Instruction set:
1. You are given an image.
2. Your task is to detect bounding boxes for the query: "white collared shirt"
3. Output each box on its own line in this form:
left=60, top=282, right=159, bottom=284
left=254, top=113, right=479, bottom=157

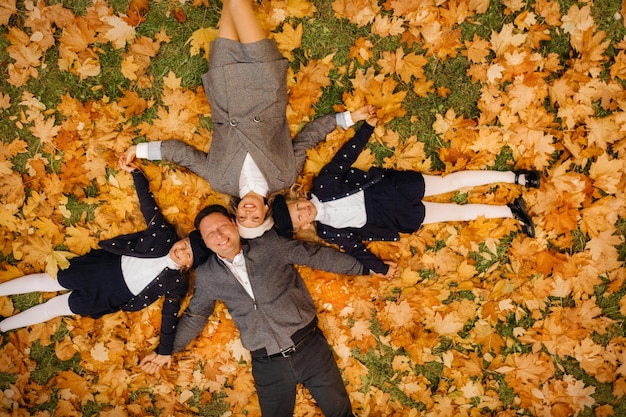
left=312, top=192, right=367, bottom=229
left=239, top=153, right=269, bottom=198
left=218, top=250, right=255, bottom=300
left=121, top=254, right=181, bottom=295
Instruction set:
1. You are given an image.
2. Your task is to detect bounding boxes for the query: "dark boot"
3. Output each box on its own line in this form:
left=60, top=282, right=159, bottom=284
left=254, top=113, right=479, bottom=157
left=514, top=169, right=541, bottom=188
left=507, top=197, right=535, bottom=237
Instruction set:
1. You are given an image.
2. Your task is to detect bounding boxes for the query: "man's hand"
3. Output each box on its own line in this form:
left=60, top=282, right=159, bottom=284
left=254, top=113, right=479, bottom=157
left=139, top=352, right=172, bottom=375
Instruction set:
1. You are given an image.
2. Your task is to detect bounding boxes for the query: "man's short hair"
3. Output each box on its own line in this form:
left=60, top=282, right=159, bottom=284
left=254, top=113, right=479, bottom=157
left=194, top=204, right=234, bottom=229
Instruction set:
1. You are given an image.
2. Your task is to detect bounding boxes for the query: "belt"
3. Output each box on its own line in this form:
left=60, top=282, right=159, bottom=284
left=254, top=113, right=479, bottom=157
left=252, top=321, right=318, bottom=359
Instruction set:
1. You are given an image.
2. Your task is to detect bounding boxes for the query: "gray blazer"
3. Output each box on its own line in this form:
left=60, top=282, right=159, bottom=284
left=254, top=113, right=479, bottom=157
left=161, top=114, right=337, bottom=196
left=172, top=230, right=365, bottom=355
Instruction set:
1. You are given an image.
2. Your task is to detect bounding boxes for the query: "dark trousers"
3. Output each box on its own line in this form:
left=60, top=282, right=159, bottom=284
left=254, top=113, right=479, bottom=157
left=251, top=330, right=354, bottom=417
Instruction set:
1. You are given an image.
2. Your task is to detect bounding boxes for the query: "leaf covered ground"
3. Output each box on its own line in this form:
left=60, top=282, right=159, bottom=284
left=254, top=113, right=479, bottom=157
left=1, top=0, right=626, bottom=416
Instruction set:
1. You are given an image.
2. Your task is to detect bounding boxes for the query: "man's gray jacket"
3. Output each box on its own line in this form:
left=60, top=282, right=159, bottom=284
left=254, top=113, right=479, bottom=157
left=172, top=230, right=365, bottom=356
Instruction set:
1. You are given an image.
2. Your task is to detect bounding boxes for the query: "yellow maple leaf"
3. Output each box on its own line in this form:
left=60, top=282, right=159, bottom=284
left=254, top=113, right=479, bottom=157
left=90, top=341, right=110, bottom=362
left=120, top=55, right=140, bottom=80
left=371, top=15, right=405, bottom=37
left=100, top=15, right=136, bottom=49
left=586, top=228, right=622, bottom=261
left=64, top=225, right=99, bottom=255
left=46, top=250, right=78, bottom=278
left=272, top=22, right=303, bottom=60
left=186, top=27, right=218, bottom=59
left=588, top=153, right=624, bottom=195
left=0, top=0, right=16, bottom=26
left=431, top=311, right=465, bottom=336
left=332, top=0, right=381, bottom=27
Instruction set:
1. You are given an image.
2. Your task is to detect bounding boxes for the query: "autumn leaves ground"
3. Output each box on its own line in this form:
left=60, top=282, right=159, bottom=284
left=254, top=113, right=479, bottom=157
left=1, top=0, right=626, bottom=416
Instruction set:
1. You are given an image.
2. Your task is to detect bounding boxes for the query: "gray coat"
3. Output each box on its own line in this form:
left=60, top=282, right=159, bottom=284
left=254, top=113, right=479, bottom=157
left=172, top=230, right=365, bottom=355
left=161, top=114, right=337, bottom=196
left=161, top=38, right=337, bottom=196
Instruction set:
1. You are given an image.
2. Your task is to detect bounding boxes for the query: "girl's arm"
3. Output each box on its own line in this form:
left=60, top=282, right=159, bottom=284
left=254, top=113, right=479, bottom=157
left=318, top=120, right=375, bottom=177
left=130, top=169, right=168, bottom=231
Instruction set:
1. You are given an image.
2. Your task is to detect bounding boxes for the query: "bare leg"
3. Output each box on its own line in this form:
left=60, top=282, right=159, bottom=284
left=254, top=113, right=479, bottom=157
left=423, top=171, right=516, bottom=197
left=422, top=201, right=513, bottom=224
left=218, top=0, right=266, bottom=43
left=0, top=292, right=73, bottom=332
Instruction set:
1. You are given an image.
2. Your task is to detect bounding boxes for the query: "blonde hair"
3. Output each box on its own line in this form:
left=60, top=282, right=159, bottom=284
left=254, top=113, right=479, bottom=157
left=271, top=184, right=327, bottom=245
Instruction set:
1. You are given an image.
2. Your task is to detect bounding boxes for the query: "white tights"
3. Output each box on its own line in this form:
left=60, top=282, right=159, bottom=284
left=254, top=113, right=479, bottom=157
left=421, top=171, right=515, bottom=225
left=0, top=273, right=74, bottom=332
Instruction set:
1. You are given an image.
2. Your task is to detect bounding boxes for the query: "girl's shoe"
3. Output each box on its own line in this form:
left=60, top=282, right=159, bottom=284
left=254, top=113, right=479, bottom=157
left=514, top=169, right=541, bottom=188
left=507, top=197, right=535, bottom=237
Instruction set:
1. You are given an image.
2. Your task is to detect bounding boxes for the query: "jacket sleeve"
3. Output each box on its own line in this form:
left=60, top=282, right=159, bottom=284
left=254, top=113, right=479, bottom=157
left=277, top=233, right=366, bottom=276
left=131, top=170, right=167, bottom=231
left=291, top=114, right=337, bottom=172
left=172, top=265, right=217, bottom=353
left=155, top=275, right=189, bottom=355
left=318, top=122, right=374, bottom=178
left=330, top=235, right=388, bottom=275
left=160, top=140, right=212, bottom=183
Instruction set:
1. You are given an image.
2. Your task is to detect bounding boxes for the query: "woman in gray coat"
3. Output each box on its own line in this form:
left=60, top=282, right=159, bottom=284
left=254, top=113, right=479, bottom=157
left=122, top=0, right=361, bottom=238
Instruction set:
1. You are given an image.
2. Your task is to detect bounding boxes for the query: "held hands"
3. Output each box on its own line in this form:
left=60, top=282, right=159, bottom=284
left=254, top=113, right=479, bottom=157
left=372, top=261, right=398, bottom=279
left=139, top=351, right=172, bottom=375
left=350, top=105, right=379, bottom=127
left=118, top=145, right=138, bottom=172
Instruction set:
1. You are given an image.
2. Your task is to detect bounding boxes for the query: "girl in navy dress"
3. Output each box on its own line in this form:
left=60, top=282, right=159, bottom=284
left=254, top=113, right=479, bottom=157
left=271, top=107, right=539, bottom=278
left=0, top=159, right=211, bottom=373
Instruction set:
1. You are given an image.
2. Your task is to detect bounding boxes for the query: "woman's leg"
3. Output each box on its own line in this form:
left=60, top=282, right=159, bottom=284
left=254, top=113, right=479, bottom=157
left=218, top=0, right=266, bottom=43
left=0, top=292, right=73, bottom=332
left=0, top=273, right=67, bottom=297
left=422, top=201, right=513, bottom=225
left=423, top=171, right=516, bottom=197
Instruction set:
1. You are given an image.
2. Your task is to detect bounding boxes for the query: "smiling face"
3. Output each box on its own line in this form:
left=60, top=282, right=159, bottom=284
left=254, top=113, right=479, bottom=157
left=169, top=237, right=193, bottom=268
left=236, top=192, right=269, bottom=228
left=198, top=212, right=242, bottom=261
left=287, top=198, right=317, bottom=230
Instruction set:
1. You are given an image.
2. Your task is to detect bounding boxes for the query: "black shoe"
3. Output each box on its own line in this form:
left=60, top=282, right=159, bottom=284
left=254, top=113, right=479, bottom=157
left=507, top=197, right=535, bottom=237
left=514, top=169, right=541, bottom=188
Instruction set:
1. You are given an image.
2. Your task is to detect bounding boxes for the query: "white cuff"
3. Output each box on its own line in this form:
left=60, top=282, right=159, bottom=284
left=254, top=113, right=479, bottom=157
left=136, top=142, right=163, bottom=160
left=336, top=111, right=355, bottom=130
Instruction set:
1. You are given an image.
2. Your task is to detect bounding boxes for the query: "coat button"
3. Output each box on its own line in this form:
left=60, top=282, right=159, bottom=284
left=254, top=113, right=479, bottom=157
left=253, top=116, right=261, bottom=122
left=230, top=119, right=238, bottom=126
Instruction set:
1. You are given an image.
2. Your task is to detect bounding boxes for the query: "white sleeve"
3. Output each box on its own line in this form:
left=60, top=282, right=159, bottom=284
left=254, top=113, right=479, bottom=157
left=136, top=142, right=163, bottom=160
left=335, top=111, right=355, bottom=130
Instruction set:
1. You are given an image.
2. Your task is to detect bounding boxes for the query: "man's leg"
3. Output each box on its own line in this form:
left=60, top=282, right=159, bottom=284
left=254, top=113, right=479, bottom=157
left=251, top=356, right=298, bottom=416
left=297, top=332, right=354, bottom=417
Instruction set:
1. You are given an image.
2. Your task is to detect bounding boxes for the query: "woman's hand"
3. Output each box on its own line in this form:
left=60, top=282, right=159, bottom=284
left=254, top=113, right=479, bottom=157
left=139, top=352, right=172, bottom=375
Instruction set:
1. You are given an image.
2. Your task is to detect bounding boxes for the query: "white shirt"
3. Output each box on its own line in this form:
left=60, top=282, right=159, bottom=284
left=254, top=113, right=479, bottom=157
left=121, top=254, right=181, bottom=295
left=238, top=153, right=269, bottom=198
left=219, top=251, right=255, bottom=300
left=312, top=192, right=367, bottom=229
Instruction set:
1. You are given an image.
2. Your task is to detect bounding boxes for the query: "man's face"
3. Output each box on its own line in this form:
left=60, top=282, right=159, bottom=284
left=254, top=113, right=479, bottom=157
left=198, top=212, right=242, bottom=261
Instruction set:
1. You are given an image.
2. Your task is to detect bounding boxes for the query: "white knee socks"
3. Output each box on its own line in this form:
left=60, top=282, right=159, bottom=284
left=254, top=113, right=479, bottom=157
left=423, top=171, right=516, bottom=196
left=0, top=292, right=73, bottom=332
left=0, top=273, right=68, bottom=296
left=422, top=201, right=513, bottom=225
left=0, top=273, right=73, bottom=332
